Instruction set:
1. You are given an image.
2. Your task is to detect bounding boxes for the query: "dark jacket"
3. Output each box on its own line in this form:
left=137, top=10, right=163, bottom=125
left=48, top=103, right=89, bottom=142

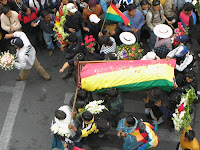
left=64, top=38, right=83, bottom=60
left=64, top=11, right=86, bottom=32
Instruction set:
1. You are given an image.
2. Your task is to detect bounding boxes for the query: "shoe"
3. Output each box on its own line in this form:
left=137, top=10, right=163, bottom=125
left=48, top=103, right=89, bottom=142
left=49, top=50, right=53, bottom=56
left=16, top=76, right=22, bottom=81
left=61, top=73, right=72, bottom=79
left=198, top=53, right=200, bottom=58
left=45, top=76, right=51, bottom=80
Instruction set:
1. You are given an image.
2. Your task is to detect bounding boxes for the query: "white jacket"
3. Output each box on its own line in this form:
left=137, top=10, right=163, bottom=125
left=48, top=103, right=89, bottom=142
left=14, top=32, right=36, bottom=70
left=167, top=45, right=193, bottom=72
left=1, top=11, right=22, bottom=33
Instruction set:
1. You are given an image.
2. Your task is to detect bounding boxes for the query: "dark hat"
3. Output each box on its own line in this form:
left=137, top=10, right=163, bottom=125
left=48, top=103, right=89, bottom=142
left=11, top=37, right=24, bottom=48
left=176, top=35, right=189, bottom=43
left=152, top=0, right=160, bottom=6
left=88, top=0, right=96, bottom=7
left=147, top=88, right=163, bottom=101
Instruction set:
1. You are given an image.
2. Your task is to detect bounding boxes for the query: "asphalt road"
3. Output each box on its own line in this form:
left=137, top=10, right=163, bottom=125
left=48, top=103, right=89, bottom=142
left=0, top=42, right=200, bottom=150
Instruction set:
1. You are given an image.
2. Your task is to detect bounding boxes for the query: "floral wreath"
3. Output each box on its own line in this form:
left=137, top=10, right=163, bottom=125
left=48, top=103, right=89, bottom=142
left=53, top=4, right=69, bottom=49
left=172, top=87, right=197, bottom=133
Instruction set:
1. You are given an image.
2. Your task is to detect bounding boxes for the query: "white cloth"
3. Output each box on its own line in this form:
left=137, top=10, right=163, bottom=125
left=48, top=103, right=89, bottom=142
left=14, top=32, right=36, bottom=70
left=167, top=45, right=193, bottom=72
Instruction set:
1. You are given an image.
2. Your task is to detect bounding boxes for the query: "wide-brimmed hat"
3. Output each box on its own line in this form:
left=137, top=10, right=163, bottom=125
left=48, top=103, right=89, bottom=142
left=147, top=88, right=163, bottom=101
left=119, top=32, right=136, bottom=45
left=153, top=24, right=173, bottom=38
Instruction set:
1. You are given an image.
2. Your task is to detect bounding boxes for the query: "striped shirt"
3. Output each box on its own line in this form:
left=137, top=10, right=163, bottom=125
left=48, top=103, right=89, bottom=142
left=100, top=37, right=116, bottom=55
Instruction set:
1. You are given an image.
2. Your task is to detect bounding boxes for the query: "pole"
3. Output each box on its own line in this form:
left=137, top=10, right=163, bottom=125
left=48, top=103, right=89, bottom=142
left=162, top=14, right=175, bottom=30
left=70, top=87, right=79, bottom=123
left=100, top=19, right=106, bottom=33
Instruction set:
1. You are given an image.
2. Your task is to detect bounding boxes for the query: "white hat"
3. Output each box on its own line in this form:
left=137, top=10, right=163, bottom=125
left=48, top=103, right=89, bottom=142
left=141, top=52, right=160, bottom=60
left=119, top=32, right=136, bottom=45
left=66, top=3, right=77, bottom=13
left=89, top=14, right=101, bottom=23
left=153, top=24, right=173, bottom=38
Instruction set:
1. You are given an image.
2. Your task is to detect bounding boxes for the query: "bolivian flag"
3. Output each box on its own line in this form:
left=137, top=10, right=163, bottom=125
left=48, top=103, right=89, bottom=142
left=105, top=0, right=131, bottom=26
left=80, top=59, right=176, bottom=92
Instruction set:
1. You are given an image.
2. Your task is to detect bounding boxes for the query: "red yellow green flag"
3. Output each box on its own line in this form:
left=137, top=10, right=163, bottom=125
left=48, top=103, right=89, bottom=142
left=105, top=0, right=131, bottom=26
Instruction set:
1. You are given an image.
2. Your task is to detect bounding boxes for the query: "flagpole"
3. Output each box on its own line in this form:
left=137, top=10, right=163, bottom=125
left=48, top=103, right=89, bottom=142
left=100, top=19, right=106, bottom=33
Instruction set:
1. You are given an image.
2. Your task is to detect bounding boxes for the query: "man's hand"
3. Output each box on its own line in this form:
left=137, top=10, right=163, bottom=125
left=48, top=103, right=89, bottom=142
left=121, top=132, right=127, bottom=137
left=168, top=21, right=174, bottom=25
left=31, top=22, right=38, bottom=27
left=116, top=3, right=120, bottom=9
left=59, top=68, right=64, bottom=73
left=10, top=26, right=15, bottom=32
left=155, top=100, right=162, bottom=107
left=68, top=123, right=77, bottom=132
left=72, top=111, right=77, bottom=119
left=83, top=27, right=89, bottom=32
left=173, top=83, right=178, bottom=89
left=52, top=8, right=56, bottom=13
left=117, top=130, right=122, bottom=137
left=5, top=34, right=14, bottom=39
left=69, top=28, right=76, bottom=33
left=98, top=32, right=103, bottom=37
left=131, top=28, right=139, bottom=33
left=165, top=56, right=171, bottom=61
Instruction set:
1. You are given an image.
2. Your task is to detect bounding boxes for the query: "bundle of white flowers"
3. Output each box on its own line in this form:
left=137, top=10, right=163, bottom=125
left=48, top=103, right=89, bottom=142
left=0, top=51, right=15, bottom=70
left=172, top=88, right=197, bottom=133
left=76, top=100, right=108, bottom=118
left=51, top=105, right=76, bottom=138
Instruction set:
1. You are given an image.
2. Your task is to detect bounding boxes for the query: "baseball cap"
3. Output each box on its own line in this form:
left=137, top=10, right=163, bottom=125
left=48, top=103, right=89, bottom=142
left=176, top=35, right=189, bottom=43
left=66, top=3, right=77, bottom=13
left=11, top=37, right=24, bottom=48
left=89, top=14, right=101, bottom=23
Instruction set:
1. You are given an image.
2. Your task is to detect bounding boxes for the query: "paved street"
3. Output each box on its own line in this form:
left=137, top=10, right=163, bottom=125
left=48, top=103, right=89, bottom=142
left=0, top=45, right=200, bottom=150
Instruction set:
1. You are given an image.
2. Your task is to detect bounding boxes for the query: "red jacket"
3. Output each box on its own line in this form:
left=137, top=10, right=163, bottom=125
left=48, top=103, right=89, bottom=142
left=18, top=7, right=38, bottom=24
left=18, top=7, right=38, bottom=33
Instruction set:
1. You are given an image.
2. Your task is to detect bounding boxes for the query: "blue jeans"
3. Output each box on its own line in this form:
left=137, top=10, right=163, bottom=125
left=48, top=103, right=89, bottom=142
left=43, top=32, right=61, bottom=50
left=149, top=31, right=157, bottom=49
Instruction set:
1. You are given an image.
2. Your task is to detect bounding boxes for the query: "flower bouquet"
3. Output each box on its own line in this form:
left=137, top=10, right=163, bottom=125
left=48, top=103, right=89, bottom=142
left=172, top=87, right=198, bottom=133
left=116, top=43, right=143, bottom=60
left=51, top=105, right=76, bottom=138
left=53, top=5, right=69, bottom=49
left=76, top=100, right=108, bottom=119
left=0, top=51, right=15, bottom=70
left=173, top=22, right=189, bottom=46
left=81, top=35, right=96, bottom=53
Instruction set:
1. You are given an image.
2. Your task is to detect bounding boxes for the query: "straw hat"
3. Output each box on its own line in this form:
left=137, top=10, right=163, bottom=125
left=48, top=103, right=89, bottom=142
left=119, top=32, right=136, bottom=45
left=153, top=24, right=173, bottom=38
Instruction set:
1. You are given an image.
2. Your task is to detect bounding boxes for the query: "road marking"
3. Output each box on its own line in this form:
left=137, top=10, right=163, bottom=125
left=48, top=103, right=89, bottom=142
left=64, top=91, right=74, bottom=105
left=0, top=81, right=26, bottom=150
left=0, top=86, right=14, bottom=93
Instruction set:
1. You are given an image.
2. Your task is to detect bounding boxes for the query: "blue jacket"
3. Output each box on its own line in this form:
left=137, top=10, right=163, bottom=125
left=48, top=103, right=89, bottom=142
left=118, top=10, right=145, bottom=31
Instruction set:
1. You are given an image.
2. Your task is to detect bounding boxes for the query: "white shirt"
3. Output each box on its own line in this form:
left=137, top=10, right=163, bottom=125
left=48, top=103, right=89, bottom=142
left=14, top=32, right=36, bottom=70
left=167, top=45, right=193, bottom=72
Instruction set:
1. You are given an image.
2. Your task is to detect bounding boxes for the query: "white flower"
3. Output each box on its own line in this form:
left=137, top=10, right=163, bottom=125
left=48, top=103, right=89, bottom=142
left=84, top=100, right=107, bottom=115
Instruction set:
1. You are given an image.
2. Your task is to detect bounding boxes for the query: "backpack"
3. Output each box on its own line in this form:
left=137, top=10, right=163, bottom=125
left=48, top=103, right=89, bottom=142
left=95, top=116, right=110, bottom=135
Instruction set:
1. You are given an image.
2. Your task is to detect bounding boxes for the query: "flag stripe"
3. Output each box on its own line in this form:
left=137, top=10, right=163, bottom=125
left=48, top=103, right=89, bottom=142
left=81, top=60, right=176, bottom=79
left=82, top=79, right=173, bottom=92
left=105, top=13, right=124, bottom=23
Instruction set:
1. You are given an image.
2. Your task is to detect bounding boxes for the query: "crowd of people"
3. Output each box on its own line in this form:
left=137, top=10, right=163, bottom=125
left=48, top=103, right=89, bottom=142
left=0, top=0, right=200, bottom=149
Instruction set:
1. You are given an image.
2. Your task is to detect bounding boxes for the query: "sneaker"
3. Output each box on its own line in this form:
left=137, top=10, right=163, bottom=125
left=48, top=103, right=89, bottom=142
left=16, top=76, right=22, bottom=81
left=49, top=50, right=53, bottom=56
left=198, top=53, right=200, bottom=58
